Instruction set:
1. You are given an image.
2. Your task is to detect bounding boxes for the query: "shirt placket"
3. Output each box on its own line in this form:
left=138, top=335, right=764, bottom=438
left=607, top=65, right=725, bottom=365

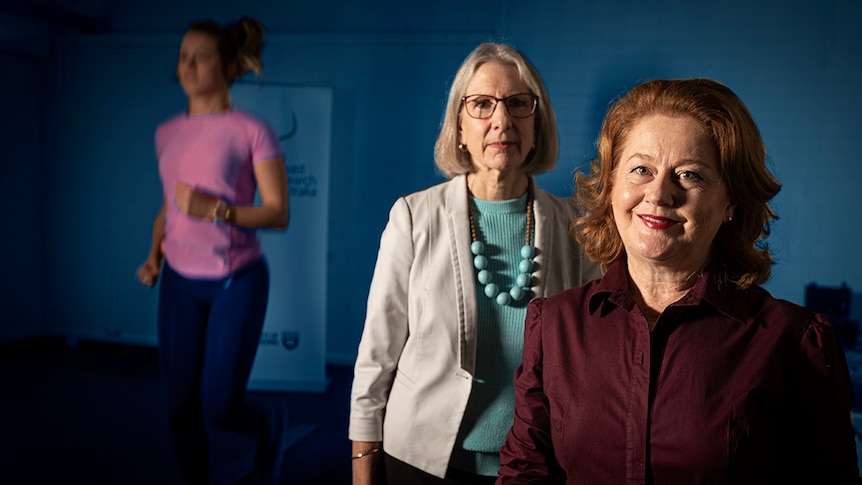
left=625, top=307, right=651, bottom=484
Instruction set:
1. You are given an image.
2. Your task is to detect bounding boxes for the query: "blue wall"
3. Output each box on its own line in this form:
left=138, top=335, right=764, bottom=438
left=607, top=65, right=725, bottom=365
left=3, top=0, right=861, bottom=363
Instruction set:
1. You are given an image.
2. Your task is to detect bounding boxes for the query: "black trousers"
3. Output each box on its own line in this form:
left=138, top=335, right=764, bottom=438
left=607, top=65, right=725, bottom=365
left=383, top=452, right=497, bottom=485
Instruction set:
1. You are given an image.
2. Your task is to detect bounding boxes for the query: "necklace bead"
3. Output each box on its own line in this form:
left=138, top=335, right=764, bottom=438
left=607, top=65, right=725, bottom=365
left=468, top=184, right=535, bottom=306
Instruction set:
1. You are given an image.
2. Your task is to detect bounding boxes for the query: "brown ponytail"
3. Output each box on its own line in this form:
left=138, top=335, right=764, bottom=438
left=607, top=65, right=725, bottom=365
left=233, top=17, right=264, bottom=77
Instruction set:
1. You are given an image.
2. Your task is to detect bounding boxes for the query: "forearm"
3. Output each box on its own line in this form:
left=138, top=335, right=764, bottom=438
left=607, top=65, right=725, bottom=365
left=217, top=201, right=288, bottom=230
left=351, top=440, right=382, bottom=485
left=194, top=158, right=288, bottom=229
left=138, top=203, right=166, bottom=287
left=229, top=157, right=288, bottom=229
left=149, top=203, right=166, bottom=261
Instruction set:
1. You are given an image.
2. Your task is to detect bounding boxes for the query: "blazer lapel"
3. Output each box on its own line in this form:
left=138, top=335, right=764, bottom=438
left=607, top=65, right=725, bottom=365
left=445, top=175, right=478, bottom=374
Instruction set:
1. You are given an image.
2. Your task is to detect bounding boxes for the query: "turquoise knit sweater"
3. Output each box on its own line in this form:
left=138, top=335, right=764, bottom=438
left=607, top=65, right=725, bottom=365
left=454, top=193, right=532, bottom=476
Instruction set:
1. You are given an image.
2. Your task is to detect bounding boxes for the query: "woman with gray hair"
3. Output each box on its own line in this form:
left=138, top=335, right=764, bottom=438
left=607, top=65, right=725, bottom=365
left=349, top=42, right=600, bottom=484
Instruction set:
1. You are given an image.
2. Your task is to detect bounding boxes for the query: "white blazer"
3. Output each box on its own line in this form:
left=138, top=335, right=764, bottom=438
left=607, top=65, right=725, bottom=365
left=349, top=174, right=600, bottom=478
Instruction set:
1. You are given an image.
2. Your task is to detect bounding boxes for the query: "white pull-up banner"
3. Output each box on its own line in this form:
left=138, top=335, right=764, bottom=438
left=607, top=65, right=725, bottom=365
left=232, top=82, right=332, bottom=392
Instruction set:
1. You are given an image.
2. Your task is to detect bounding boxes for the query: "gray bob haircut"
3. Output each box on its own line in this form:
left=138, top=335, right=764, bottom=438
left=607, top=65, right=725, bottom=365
left=434, top=42, right=559, bottom=178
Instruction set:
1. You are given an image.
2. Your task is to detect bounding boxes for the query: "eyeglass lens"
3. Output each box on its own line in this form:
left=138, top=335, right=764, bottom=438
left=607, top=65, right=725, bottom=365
left=463, top=94, right=536, bottom=119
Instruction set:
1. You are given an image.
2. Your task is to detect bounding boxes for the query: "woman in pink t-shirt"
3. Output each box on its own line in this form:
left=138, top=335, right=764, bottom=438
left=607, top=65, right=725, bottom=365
left=136, top=17, right=289, bottom=484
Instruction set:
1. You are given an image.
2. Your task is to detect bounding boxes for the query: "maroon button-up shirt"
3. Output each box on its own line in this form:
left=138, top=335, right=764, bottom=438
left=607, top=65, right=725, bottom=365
left=499, top=258, right=859, bottom=484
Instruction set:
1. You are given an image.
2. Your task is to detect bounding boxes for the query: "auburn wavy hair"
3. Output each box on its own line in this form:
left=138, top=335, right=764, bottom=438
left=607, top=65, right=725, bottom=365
left=573, top=78, right=781, bottom=290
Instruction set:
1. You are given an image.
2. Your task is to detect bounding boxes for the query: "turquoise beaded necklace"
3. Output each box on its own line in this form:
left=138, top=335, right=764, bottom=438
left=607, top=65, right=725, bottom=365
left=468, top=184, right=535, bottom=306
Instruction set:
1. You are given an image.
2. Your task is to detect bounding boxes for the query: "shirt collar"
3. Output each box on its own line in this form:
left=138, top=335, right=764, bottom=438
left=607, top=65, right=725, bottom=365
left=587, top=255, right=749, bottom=324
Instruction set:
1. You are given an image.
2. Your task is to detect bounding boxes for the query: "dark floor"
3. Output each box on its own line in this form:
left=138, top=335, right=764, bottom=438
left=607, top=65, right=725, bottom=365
left=0, top=337, right=352, bottom=485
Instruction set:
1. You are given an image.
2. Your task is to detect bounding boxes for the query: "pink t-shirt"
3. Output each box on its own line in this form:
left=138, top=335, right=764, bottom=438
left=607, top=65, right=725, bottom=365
left=156, top=108, right=284, bottom=279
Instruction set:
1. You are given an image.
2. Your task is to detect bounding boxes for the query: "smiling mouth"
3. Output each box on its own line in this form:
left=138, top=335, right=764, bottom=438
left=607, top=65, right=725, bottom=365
left=638, top=214, right=676, bottom=229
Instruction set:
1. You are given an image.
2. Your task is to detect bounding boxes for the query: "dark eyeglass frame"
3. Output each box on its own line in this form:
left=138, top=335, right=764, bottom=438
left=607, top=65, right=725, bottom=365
left=461, top=93, right=539, bottom=119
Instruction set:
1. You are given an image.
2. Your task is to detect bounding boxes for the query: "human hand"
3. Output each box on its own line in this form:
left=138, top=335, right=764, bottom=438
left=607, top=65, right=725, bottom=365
left=137, top=255, right=162, bottom=287
left=174, top=182, right=217, bottom=220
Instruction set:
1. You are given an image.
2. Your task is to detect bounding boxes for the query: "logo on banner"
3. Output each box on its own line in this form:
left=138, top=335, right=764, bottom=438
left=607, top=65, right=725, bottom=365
left=259, top=330, right=300, bottom=351
left=286, top=164, right=318, bottom=198
left=281, top=331, right=300, bottom=350
left=278, top=112, right=298, bottom=141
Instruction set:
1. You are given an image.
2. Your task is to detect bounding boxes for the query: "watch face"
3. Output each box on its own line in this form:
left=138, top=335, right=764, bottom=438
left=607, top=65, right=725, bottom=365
left=212, top=200, right=226, bottom=223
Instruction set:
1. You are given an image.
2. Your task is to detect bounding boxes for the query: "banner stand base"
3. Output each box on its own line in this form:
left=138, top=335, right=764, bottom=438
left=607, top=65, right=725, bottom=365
left=249, top=375, right=331, bottom=393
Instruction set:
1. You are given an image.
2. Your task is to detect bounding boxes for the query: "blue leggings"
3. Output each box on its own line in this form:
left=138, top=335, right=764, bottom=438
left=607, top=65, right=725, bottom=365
left=158, top=258, right=270, bottom=484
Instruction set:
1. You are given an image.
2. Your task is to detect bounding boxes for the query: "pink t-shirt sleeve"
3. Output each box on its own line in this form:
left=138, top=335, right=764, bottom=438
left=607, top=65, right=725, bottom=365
left=248, top=116, right=284, bottom=165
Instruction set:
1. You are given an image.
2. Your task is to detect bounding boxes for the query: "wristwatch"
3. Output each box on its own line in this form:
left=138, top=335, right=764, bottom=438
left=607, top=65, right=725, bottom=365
left=213, top=199, right=230, bottom=224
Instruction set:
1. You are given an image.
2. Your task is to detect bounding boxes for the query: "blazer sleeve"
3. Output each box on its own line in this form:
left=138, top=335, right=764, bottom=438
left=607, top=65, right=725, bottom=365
left=498, top=297, right=565, bottom=483
left=349, top=197, right=415, bottom=442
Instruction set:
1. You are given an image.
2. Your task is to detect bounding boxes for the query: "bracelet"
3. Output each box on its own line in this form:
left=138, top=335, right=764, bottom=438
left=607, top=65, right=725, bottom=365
left=351, top=448, right=380, bottom=460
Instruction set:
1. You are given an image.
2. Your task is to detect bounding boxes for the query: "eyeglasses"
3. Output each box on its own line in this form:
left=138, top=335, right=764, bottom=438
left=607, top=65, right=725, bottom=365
left=461, top=93, right=538, bottom=119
